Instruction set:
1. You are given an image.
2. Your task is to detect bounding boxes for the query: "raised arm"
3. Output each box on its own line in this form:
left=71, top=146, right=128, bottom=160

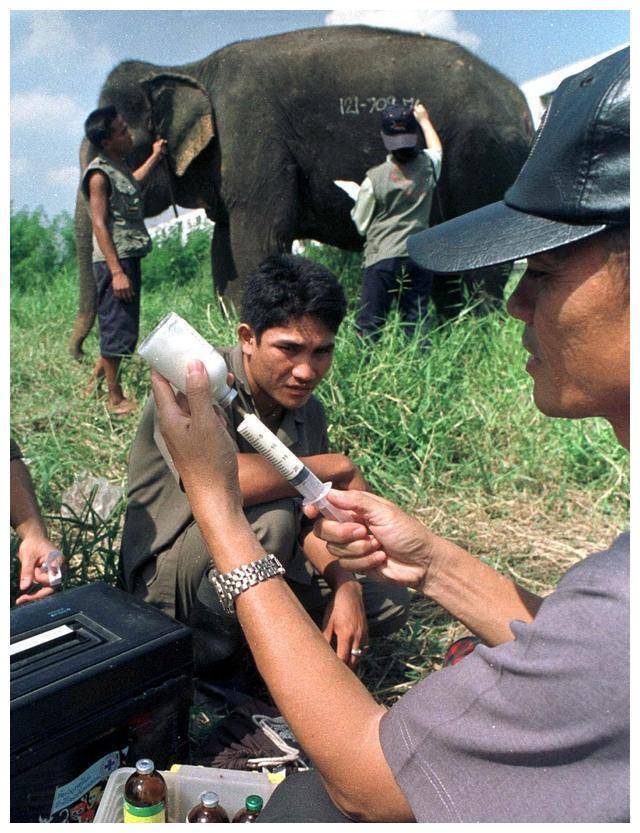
left=132, top=138, right=167, bottom=184
left=414, top=101, right=442, bottom=155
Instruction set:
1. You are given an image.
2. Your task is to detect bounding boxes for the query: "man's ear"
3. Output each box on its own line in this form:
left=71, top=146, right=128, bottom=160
left=237, top=322, right=255, bottom=355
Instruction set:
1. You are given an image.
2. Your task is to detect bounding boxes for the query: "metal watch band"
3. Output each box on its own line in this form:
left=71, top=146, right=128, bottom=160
left=207, top=553, right=285, bottom=615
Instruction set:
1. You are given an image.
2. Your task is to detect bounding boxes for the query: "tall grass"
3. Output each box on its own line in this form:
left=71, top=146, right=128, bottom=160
left=10, top=211, right=629, bottom=702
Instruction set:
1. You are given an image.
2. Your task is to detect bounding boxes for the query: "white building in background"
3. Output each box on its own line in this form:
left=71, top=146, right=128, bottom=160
left=520, top=44, right=628, bottom=128
left=148, top=207, right=213, bottom=245
left=147, top=206, right=318, bottom=253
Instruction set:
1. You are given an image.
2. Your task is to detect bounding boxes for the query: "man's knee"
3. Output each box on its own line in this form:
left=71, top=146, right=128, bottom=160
left=244, top=498, right=298, bottom=557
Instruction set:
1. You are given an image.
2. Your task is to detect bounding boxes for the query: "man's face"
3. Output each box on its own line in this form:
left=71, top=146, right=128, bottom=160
left=103, top=114, right=133, bottom=156
left=239, top=315, right=336, bottom=411
left=506, top=233, right=629, bottom=424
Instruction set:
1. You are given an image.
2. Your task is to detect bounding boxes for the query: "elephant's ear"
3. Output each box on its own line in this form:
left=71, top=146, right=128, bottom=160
left=141, top=72, right=214, bottom=177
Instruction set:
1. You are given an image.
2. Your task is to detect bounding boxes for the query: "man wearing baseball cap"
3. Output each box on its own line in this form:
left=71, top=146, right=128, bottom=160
left=350, top=102, right=442, bottom=342
left=150, top=48, right=629, bottom=822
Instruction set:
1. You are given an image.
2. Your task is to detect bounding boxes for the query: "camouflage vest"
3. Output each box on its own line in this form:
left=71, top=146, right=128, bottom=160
left=363, top=151, right=436, bottom=268
left=82, top=155, right=152, bottom=263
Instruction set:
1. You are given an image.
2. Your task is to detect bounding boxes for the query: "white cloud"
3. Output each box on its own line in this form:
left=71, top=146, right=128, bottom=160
left=18, top=11, right=117, bottom=74
left=11, top=91, right=86, bottom=132
left=22, top=11, right=79, bottom=61
left=46, top=166, right=79, bottom=186
left=324, top=10, right=480, bottom=52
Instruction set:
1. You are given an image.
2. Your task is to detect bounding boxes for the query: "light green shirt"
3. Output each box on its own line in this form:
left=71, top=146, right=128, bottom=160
left=352, top=148, right=442, bottom=267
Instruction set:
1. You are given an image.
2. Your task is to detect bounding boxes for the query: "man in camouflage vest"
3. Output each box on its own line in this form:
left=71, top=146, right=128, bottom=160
left=82, top=106, right=166, bottom=414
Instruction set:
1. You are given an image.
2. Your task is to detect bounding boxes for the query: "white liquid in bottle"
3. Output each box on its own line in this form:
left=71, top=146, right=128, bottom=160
left=137, top=312, right=237, bottom=408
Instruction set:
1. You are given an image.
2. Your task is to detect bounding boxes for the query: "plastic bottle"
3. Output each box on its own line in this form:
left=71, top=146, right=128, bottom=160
left=186, top=791, right=230, bottom=823
left=232, top=795, right=264, bottom=822
left=123, top=759, right=167, bottom=823
left=137, top=312, right=237, bottom=407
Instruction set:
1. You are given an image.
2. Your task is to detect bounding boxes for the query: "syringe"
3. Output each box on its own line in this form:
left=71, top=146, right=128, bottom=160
left=237, top=413, right=353, bottom=523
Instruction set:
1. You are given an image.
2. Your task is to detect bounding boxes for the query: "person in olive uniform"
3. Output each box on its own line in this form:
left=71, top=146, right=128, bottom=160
left=120, top=255, right=410, bottom=678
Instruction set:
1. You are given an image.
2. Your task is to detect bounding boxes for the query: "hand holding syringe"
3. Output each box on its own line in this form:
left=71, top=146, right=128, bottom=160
left=237, top=414, right=353, bottom=523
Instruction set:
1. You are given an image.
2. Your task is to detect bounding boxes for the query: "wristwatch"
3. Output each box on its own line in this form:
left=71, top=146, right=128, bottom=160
left=207, top=553, right=285, bottom=615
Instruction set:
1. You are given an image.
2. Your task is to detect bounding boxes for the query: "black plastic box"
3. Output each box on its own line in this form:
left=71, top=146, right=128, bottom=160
left=10, top=581, right=193, bottom=822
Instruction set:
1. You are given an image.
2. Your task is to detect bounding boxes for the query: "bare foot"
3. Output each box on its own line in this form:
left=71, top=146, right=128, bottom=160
left=107, top=397, right=138, bottom=415
left=83, top=365, right=106, bottom=399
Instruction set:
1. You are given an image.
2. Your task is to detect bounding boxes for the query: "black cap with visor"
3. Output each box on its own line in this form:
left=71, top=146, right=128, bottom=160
left=407, top=47, right=629, bottom=273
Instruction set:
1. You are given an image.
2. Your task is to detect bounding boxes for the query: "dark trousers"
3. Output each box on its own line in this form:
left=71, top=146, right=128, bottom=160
left=356, top=256, right=433, bottom=343
left=94, top=257, right=142, bottom=357
left=257, top=770, right=354, bottom=823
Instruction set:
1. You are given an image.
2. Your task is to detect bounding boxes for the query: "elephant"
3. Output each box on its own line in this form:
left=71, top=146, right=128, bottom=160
left=70, top=24, right=533, bottom=358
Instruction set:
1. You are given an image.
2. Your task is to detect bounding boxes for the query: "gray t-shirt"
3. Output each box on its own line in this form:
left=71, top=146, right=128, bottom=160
left=380, top=532, right=629, bottom=822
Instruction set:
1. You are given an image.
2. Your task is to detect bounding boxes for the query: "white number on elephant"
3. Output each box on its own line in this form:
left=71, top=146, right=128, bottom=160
left=339, top=96, right=417, bottom=115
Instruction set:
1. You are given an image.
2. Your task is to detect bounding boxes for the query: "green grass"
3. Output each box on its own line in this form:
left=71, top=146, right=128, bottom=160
left=10, top=231, right=629, bottom=705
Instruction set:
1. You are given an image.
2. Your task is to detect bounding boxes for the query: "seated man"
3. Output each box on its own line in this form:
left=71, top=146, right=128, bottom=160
left=120, top=254, right=409, bottom=676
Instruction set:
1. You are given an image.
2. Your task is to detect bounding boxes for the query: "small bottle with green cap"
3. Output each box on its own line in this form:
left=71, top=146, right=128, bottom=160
left=232, top=795, right=264, bottom=823
left=186, top=791, right=229, bottom=823
left=123, top=758, right=167, bottom=823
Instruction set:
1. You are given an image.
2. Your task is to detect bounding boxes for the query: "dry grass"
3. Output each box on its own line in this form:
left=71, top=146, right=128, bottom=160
left=360, top=487, right=625, bottom=707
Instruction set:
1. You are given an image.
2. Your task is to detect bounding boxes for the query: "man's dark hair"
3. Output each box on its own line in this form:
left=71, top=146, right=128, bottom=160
left=240, top=254, right=347, bottom=340
left=84, top=106, right=119, bottom=149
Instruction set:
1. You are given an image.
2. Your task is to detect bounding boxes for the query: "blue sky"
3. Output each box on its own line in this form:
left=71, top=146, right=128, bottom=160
left=10, top=9, right=630, bottom=220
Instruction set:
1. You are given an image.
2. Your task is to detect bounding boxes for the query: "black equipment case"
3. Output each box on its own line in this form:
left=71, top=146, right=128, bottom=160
left=10, top=581, right=193, bottom=822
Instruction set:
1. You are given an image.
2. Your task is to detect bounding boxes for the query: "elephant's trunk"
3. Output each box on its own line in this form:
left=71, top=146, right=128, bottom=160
left=68, top=186, right=96, bottom=359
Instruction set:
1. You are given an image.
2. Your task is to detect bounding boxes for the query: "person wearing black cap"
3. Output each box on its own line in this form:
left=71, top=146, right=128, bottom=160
left=148, top=47, right=629, bottom=822
left=350, top=102, right=442, bottom=342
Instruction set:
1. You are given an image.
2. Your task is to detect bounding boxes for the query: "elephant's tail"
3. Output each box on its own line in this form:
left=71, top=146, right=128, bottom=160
left=68, top=186, right=96, bottom=360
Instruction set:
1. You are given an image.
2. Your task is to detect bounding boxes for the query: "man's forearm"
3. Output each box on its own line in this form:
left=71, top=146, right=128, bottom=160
left=10, top=461, right=48, bottom=540
left=193, top=503, right=413, bottom=822
left=424, top=536, right=543, bottom=645
left=418, top=118, right=442, bottom=153
left=132, top=152, right=162, bottom=184
left=238, top=452, right=363, bottom=506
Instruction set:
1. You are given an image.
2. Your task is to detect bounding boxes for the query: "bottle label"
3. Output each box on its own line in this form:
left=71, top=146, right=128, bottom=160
left=123, top=800, right=166, bottom=823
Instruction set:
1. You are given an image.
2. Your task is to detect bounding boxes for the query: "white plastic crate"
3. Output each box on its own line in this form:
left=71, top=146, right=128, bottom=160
left=93, top=764, right=279, bottom=823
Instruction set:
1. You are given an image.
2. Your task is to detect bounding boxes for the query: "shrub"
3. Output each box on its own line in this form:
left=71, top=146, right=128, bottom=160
left=143, top=225, right=212, bottom=291
left=10, top=206, right=75, bottom=293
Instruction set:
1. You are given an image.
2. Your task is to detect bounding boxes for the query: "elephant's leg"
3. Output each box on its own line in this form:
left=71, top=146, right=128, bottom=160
left=69, top=191, right=97, bottom=359
left=211, top=222, right=237, bottom=300
left=225, top=201, right=296, bottom=309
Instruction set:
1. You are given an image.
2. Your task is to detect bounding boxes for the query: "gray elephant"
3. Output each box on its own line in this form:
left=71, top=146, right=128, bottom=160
left=70, top=25, right=532, bottom=358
